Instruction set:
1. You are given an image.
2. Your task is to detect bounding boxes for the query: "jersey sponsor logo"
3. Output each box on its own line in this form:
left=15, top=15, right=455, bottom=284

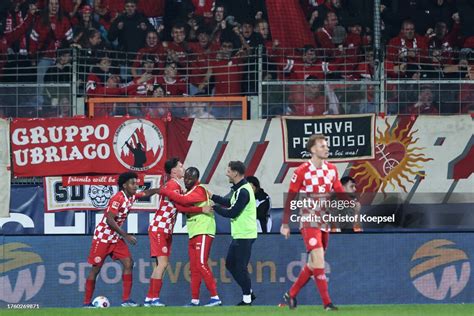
left=410, top=239, right=470, bottom=300
left=113, top=119, right=165, bottom=172
left=111, top=201, right=120, bottom=210
left=0, top=243, right=45, bottom=303
left=291, top=173, right=298, bottom=183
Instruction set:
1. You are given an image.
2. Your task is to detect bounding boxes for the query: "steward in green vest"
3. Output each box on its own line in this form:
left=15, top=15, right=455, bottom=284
left=211, top=161, right=257, bottom=306
left=159, top=167, right=221, bottom=307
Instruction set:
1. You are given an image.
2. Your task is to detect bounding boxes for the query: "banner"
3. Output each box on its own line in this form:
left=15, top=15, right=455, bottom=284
left=0, top=118, right=10, bottom=217
left=44, top=175, right=162, bottom=212
left=1, top=233, right=473, bottom=307
left=61, top=174, right=147, bottom=186
left=281, top=114, right=375, bottom=162
left=10, top=117, right=167, bottom=177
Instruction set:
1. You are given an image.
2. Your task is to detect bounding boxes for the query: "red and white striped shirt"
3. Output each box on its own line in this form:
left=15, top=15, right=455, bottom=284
left=149, top=178, right=183, bottom=235
left=93, top=191, right=144, bottom=243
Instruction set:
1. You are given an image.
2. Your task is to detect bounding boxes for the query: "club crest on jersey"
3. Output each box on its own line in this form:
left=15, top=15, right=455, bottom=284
left=111, top=201, right=120, bottom=209
left=113, top=119, right=164, bottom=172
left=291, top=174, right=298, bottom=183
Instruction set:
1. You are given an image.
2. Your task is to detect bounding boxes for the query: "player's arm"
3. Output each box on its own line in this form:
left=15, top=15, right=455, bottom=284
left=137, top=188, right=160, bottom=198
left=210, top=192, right=232, bottom=207
left=161, top=186, right=206, bottom=205
left=174, top=203, right=208, bottom=214
left=281, top=169, right=304, bottom=239
left=105, top=203, right=136, bottom=245
left=213, top=189, right=250, bottom=218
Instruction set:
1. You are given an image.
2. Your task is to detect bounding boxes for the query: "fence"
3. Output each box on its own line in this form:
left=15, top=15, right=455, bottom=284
left=0, top=47, right=472, bottom=118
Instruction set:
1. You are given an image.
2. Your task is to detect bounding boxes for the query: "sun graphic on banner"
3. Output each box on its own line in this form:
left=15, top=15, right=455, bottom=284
left=352, top=119, right=433, bottom=193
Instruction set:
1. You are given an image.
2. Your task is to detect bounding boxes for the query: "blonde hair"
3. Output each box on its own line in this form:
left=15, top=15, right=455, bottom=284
left=306, top=134, right=326, bottom=152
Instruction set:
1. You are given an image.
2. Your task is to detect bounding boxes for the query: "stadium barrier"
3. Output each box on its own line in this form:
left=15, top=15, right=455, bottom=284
left=0, top=233, right=473, bottom=307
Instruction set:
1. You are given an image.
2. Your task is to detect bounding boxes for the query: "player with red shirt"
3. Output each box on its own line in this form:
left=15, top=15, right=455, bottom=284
left=144, top=158, right=205, bottom=306
left=159, top=167, right=221, bottom=307
left=83, top=172, right=160, bottom=308
left=280, top=134, right=344, bottom=311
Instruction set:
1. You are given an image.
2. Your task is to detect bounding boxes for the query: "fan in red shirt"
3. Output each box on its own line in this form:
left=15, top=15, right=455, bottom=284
left=281, top=134, right=344, bottom=311
left=83, top=172, right=160, bottom=308
left=144, top=158, right=206, bottom=306
left=407, top=86, right=440, bottom=115
left=154, top=62, right=188, bottom=96
left=288, top=79, right=327, bottom=116
left=387, top=20, right=428, bottom=64
left=131, top=30, right=165, bottom=77
left=159, top=167, right=221, bottom=306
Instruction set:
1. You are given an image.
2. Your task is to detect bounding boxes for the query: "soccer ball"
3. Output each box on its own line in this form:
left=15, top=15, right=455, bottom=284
left=92, top=296, right=110, bottom=308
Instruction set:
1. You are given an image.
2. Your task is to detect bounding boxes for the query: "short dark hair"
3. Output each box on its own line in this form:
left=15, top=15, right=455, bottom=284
left=246, top=176, right=260, bottom=189
left=340, top=176, right=355, bottom=186
left=185, top=167, right=200, bottom=179
left=228, top=161, right=246, bottom=175
left=165, top=157, right=180, bottom=175
left=118, top=172, right=138, bottom=188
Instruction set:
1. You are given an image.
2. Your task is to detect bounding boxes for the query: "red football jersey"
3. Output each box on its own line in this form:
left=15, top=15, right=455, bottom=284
left=149, top=178, right=183, bottom=235
left=283, top=160, right=344, bottom=229
left=93, top=191, right=145, bottom=243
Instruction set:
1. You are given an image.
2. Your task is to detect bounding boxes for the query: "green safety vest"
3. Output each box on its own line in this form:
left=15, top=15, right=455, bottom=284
left=186, top=184, right=216, bottom=239
left=230, top=182, right=257, bottom=239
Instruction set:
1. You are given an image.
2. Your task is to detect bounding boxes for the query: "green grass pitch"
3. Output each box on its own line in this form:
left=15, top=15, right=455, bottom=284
left=2, top=305, right=474, bottom=316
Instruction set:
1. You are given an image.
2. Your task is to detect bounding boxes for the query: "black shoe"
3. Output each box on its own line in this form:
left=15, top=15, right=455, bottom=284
left=236, top=301, right=252, bottom=306
left=324, top=303, right=338, bottom=311
left=251, top=292, right=256, bottom=302
left=283, top=292, right=297, bottom=310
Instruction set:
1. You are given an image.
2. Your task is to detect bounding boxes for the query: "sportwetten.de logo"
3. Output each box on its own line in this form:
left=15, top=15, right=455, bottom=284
left=410, top=239, right=470, bottom=300
left=0, top=243, right=45, bottom=303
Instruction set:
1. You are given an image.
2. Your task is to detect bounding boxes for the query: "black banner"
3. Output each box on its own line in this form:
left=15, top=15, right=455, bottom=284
left=282, top=114, right=375, bottom=162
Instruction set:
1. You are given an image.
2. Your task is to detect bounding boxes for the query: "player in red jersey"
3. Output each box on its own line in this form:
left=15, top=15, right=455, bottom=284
left=83, top=172, right=160, bottom=308
left=144, top=158, right=206, bottom=306
left=280, top=134, right=345, bottom=311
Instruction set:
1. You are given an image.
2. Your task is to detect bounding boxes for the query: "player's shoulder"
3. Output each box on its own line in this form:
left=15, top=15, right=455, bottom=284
left=110, top=191, right=125, bottom=203
left=295, top=161, right=311, bottom=173
left=166, top=178, right=183, bottom=191
left=325, top=161, right=338, bottom=170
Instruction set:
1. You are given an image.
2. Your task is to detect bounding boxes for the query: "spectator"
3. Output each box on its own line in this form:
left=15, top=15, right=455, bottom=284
left=191, top=0, right=214, bottom=19
left=314, top=11, right=339, bottom=59
left=154, top=62, right=188, bottom=96
left=92, top=0, right=114, bottom=34
left=1, top=2, right=36, bottom=82
left=72, top=5, right=101, bottom=44
left=281, top=45, right=337, bottom=80
left=188, top=27, right=217, bottom=95
left=255, top=19, right=278, bottom=53
left=426, top=19, right=460, bottom=64
left=76, top=28, right=109, bottom=89
left=209, top=4, right=226, bottom=44
left=86, top=52, right=150, bottom=98
left=137, top=0, right=165, bottom=31
left=130, top=54, right=157, bottom=95
left=107, top=0, right=152, bottom=53
left=30, top=0, right=73, bottom=106
left=163, top=21, right=190, bottom=67
left=387, top=20, right=428, bottom=64
left=425, top=0, right=456, bottom=30
left=185, top=98, right=215, bottom=119
left=246, top=176, right=272, bottom=234
left=208, top=33, right=244, bottom=96
left=288, top=79, right=327, bottom=116
left=407, top=86, right=440, bottom=115
left=44, top=47, right=72, bottom=110
left=131, top=30, right=164, bottom=77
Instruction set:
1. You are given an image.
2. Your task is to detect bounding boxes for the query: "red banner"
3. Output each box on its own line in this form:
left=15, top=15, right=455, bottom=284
left=11, top=117, right=167, bottom=177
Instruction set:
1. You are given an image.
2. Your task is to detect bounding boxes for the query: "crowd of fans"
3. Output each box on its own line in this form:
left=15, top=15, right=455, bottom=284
left=0, top=0, right=473, bottom=117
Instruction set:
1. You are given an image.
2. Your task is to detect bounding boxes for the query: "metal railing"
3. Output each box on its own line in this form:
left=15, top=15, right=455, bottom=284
left=0, top=47, right=472, bottom=118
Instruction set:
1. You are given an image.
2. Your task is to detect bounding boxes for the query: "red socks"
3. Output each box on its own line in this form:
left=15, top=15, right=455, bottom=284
left=122, top=273, right=133, bottom=301
left=313, top=268, right=331, bottom=306
left=84, top=279, right=96, bottom=304
left=147, top=278, right=163, bottom=299
left=289, top=265, right=312, bottom=297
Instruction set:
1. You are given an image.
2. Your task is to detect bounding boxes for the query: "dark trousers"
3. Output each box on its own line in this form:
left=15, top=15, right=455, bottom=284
left=225, top=238, right=255, bottom=295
